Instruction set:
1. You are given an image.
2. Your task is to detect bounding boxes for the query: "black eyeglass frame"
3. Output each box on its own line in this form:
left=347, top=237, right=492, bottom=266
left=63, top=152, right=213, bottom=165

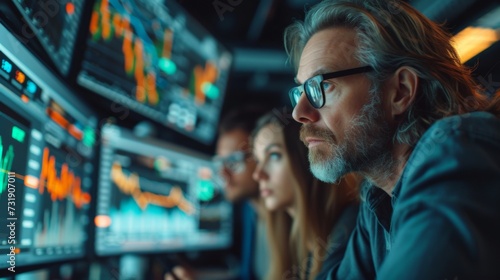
left=289, top=66, right=374, bottom=109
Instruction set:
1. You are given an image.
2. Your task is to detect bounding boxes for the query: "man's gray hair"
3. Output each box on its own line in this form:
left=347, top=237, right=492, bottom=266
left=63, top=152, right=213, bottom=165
left=284, top=0, right=490, bottom=147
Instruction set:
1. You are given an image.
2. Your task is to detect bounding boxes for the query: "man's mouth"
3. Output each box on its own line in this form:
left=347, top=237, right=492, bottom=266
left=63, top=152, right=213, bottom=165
left=304, top=137, right=325, bottom=148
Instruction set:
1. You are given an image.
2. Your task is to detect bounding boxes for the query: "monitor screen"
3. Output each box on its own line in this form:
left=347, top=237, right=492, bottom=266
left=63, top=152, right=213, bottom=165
left=11, top=0, right=88, bottom=75
left=0, top=23, right=97, bottom=270
left=95, top=124, right=232, bottom=256
left=77, top=0, right=232, bottom=144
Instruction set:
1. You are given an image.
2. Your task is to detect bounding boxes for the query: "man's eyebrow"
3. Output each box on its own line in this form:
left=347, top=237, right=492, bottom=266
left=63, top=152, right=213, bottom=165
left=294, top=68, right=334, bottom=85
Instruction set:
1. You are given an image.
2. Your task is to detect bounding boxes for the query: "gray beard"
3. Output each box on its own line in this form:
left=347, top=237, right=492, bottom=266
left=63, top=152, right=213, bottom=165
left=309, top=94, right=395, bottom=183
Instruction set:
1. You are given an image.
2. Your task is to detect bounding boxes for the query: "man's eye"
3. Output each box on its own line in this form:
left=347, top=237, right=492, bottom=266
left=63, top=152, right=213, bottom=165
left=321, top=82, right=334, bottom=92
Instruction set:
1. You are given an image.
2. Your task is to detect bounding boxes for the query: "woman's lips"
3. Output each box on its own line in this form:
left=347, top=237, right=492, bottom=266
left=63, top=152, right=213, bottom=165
left=260, top=188, right=273, bottom=197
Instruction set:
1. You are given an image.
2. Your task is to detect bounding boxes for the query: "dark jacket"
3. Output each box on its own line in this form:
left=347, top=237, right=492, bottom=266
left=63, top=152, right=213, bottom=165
left=329, top=112, right=500, bottom=279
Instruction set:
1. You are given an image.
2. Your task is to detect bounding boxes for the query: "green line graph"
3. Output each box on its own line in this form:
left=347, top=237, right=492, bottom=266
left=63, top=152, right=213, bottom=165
left=0, top=136, right=15, bottom=195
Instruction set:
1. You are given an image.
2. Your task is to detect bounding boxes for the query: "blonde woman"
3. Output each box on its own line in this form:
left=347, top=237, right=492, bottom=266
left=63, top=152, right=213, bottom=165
left=251, top=111, right=360, bottom=280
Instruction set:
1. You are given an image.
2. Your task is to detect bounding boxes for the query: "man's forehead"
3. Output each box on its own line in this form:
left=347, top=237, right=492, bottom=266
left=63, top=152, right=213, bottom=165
left=216, top=129, right=250, bottom=156
left=297, top=27, right=359, bottom=82
left=216, top=145, right=247, bottom=157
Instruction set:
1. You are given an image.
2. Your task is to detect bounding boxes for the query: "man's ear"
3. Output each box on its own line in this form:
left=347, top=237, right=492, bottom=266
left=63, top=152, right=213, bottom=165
left=385, top=66, right=419, bottom=120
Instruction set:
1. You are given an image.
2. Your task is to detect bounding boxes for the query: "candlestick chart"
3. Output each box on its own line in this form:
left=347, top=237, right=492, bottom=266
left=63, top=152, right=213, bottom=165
left=78, top=0, right=232, bottom=144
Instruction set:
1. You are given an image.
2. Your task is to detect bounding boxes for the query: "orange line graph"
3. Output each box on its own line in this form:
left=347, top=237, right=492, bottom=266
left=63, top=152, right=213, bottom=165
left=38, top=147, right=91, bottom=209
left=90, top=0, right=160, bottom=106
left=110, top=161, right=195, bottom=214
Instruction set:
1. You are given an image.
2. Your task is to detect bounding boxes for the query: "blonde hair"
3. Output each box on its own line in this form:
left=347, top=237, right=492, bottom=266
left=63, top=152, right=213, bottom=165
left=252, top=112, right=360, bottom=280
left=284, top=0, right=500, bottom=147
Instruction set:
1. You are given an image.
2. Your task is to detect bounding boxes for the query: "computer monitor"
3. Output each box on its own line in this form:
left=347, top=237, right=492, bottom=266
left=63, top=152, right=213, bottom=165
left=11, top=0, right=88, bottom=75
left=0, top=23, right=97, bottom=270
left=77, top=0, right=232, bottom=144
left=95, top=124, right=232, bottom=256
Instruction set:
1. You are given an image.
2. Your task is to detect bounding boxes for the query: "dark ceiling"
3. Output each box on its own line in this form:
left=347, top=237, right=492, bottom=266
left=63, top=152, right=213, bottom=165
left=178, top=0, right=307, bottom=49
left=178, top=0, right=500, bottom=113
left=177, top=0, right=311, bottom=110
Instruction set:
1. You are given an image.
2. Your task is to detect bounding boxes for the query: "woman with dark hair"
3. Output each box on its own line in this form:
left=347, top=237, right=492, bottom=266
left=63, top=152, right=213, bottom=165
left=251, top=111, right=360, bottom=280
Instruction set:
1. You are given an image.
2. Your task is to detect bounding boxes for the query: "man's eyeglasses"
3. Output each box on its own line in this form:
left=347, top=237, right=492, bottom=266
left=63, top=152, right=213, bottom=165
left=289, top=66, right=373, bottom=109
left=213, top=151, right=252, bottom=174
